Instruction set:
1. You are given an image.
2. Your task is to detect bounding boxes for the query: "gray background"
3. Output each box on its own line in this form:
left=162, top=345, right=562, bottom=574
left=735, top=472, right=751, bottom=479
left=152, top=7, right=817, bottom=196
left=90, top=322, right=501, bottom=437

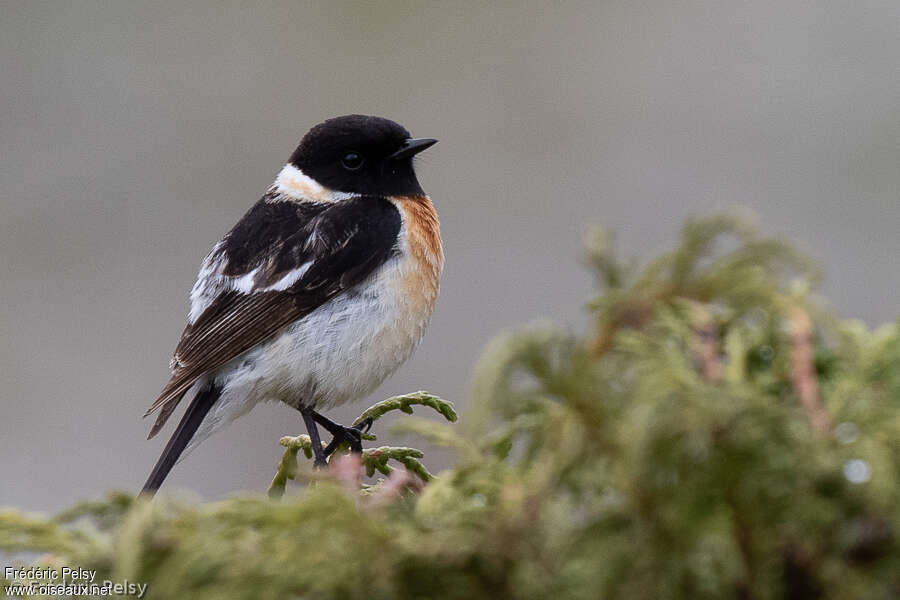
left=2, top=1, right=899, bottom=512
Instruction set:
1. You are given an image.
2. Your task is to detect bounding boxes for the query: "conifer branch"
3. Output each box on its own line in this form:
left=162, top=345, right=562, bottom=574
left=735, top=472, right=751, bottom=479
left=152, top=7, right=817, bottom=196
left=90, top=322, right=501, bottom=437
left=268, top=393, right=452, bottom=498
left=352, top=391, right=457, bottom=434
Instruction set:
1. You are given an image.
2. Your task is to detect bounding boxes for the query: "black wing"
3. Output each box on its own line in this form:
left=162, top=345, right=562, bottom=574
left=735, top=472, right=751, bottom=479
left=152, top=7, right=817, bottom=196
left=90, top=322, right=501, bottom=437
left=144, top=196, right=401, bottom=438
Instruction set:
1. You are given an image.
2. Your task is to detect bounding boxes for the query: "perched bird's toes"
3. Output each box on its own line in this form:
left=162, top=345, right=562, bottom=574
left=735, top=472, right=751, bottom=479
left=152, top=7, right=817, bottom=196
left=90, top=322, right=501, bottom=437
left=343, top=426, right=363, bottom=453
left=353, top=417, right=374, bottom=434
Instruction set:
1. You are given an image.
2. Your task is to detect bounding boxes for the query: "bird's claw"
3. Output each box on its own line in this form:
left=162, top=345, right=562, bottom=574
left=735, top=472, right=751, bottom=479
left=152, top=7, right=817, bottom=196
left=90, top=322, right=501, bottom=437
left=353, top=417, right=374, bottom=434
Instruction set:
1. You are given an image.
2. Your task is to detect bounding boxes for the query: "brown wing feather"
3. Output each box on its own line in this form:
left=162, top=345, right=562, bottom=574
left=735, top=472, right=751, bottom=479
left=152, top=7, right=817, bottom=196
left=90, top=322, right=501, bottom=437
left=144, top=291, right=325, bottom=438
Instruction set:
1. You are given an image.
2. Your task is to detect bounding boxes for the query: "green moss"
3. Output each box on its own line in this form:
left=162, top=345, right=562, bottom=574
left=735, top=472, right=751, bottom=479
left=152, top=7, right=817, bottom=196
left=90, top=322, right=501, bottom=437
left=2, top=213, right=898, bottom=599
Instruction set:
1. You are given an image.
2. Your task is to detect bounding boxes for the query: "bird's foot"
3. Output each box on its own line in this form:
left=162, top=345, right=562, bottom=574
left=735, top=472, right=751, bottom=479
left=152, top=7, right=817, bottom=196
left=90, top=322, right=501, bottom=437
left=312, top=412, right=373, bottom=457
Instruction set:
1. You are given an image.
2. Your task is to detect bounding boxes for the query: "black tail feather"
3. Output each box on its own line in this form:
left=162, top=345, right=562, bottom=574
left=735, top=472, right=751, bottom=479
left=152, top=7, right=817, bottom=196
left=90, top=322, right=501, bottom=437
left=141, top=384, right=220, bottom=497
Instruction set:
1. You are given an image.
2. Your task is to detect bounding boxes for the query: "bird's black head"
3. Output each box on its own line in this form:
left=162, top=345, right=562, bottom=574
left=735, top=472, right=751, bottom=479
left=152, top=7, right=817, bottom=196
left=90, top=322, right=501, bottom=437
left=288, top=115, right=437, bottom=197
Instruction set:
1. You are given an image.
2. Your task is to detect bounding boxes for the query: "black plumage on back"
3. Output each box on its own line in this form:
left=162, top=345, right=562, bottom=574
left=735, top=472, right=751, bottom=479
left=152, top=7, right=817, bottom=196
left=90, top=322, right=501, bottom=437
left=220, top=199, right=327, bottom=277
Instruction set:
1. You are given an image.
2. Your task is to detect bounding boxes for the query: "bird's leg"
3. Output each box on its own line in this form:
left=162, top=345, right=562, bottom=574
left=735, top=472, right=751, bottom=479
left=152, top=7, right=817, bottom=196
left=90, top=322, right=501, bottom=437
left=300, top=409, right=328, bottom=469
left=311, top=411, right=373, bottom=457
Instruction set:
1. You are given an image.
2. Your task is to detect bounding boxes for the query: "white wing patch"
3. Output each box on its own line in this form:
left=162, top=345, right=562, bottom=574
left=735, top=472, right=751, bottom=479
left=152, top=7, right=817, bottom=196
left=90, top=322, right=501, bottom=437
left=187, top=242, right=312, bottom=326
left=188, top=243, right=228, bottom=324
left=231, top=262, right=312, bottom=294
left=231, top=270, right=258, bottom=295
left=262, top=262, right=311, bottom=291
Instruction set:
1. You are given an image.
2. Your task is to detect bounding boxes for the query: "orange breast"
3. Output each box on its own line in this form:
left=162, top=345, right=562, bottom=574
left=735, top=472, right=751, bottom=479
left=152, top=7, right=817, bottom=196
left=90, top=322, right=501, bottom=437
left=390, top=195, right=443, bottom=318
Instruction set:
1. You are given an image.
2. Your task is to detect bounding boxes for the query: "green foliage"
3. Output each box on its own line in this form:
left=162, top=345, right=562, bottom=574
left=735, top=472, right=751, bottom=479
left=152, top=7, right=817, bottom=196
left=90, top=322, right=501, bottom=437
left=2, top=214, right=899, bottom=599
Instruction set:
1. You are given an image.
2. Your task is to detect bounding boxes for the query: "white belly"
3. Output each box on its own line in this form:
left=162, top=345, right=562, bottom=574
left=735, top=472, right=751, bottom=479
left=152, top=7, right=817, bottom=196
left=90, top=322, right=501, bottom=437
left=183, top=252, right=437, bottom=455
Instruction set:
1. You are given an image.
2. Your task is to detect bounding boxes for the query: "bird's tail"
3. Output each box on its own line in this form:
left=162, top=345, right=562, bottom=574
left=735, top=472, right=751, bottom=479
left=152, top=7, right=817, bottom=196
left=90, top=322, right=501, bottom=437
left=140, top=383, right=220, bottom=497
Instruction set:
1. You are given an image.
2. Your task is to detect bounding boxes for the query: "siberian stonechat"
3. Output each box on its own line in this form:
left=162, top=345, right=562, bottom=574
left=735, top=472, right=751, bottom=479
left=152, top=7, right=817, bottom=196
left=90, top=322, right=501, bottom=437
left=142, top=115, right=441, bottom=495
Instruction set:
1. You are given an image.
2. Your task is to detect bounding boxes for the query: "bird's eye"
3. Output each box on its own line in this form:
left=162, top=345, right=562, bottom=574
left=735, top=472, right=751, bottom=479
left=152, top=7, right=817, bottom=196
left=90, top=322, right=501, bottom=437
left=341, top=152, right=364, bottom=170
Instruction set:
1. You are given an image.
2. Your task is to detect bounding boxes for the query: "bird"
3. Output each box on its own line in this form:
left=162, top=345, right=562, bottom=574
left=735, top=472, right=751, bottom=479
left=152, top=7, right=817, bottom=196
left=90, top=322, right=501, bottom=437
left=140, top=114, right=442, bottom=495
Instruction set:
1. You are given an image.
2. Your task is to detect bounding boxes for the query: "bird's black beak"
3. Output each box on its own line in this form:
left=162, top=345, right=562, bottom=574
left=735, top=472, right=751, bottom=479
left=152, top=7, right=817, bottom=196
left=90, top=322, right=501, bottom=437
left=389, top=138, right=438, bottom=160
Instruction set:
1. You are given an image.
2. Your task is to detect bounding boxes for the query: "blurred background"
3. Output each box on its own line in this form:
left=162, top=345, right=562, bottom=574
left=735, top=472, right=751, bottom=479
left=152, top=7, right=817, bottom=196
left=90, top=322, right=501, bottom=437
left=2, top=1, right=899, bottom=512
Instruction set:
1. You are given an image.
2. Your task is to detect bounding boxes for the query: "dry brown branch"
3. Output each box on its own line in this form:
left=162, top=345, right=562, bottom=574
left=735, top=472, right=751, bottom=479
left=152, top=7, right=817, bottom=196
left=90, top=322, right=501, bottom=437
left=689, top=301, right=723, bottom=381
left=788, top=307, right=831, bottom=433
